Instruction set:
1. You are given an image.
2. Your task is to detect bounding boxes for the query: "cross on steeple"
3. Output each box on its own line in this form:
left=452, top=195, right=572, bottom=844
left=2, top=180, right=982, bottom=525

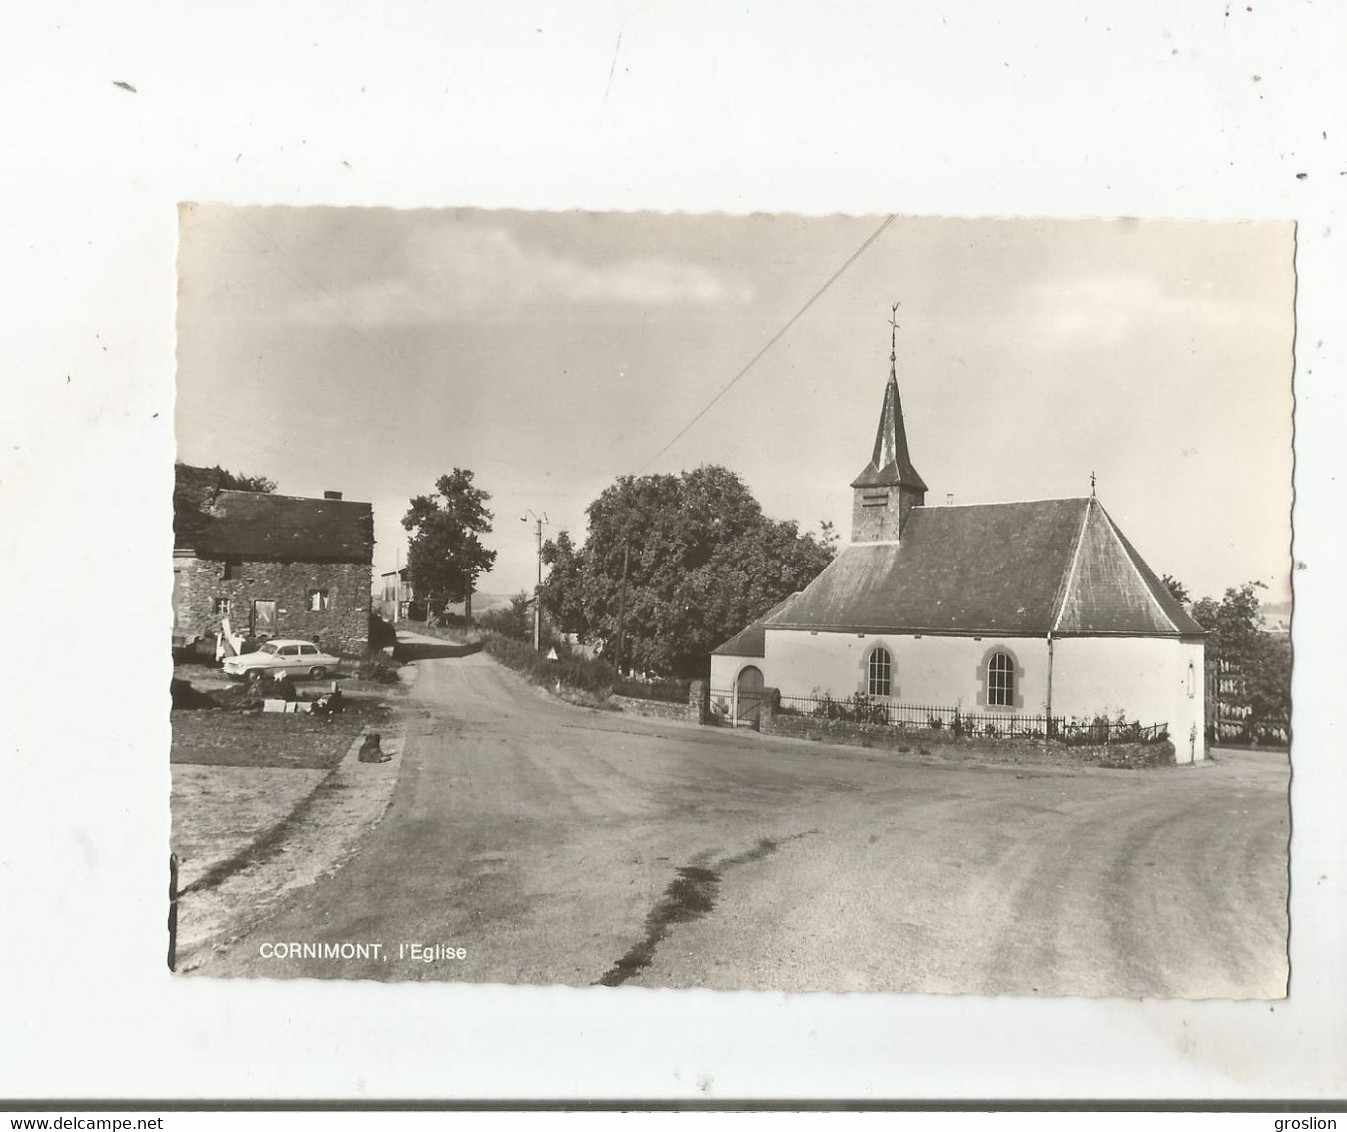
left=1090, top=470, right=1097, bottom=497
left=888, top=302, right=900, bottom=377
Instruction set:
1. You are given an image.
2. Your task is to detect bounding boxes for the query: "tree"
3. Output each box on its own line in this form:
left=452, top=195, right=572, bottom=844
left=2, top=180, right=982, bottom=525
left=174, top=461, right=277, bottom=496
left=539, top=530, right=586, bottom=636
left=1192, top=580, right=1291, bottom=742
left=1244, top=633, right=1292, bottom=736
left=479, top=591, right=532, bottom=640
left=215, top=467, right=277, bottom=493
left=1191, top=581, right=1264, bottom=668
left=401, top=469, right=496, bottom=618
left=1161, top=574, right=1191, bottom=605
left=538, top=465, right=836, bottom=677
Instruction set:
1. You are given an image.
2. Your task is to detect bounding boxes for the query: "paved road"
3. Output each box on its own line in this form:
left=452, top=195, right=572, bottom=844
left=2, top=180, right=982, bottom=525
left=199, top=638, right=1290, bottom=997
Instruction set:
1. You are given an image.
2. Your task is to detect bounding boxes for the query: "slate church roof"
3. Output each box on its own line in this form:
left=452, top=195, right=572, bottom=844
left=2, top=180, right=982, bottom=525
left=756, top=495, right=1202, bottom=640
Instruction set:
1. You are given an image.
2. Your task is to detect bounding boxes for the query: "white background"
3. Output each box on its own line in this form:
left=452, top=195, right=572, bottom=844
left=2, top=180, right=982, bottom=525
left=1, top=0, right=1343, bottom=1103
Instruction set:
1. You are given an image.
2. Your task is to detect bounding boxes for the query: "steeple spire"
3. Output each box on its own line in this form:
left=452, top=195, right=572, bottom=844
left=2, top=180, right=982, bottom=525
left=852, top=304, right=927, bottom=494
left=850, top=303, right=928, bottom=543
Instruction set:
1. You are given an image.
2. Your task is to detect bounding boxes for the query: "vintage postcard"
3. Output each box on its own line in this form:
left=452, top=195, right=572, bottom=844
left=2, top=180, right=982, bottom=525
left=170, top=207, right=1293, bottom=998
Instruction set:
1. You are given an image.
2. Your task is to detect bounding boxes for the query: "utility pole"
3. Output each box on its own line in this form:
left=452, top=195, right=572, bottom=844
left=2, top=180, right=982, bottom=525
left=614, top=538, right=630, bottom=678
left=521, top=509, right=548, bottom=651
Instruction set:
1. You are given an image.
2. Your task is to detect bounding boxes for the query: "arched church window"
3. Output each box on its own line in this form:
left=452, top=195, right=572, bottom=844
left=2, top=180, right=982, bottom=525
left=867, top=647, right=892, bottom=697
left=987, top=652, right=1015, bottom=708
left=1187, top=662, right=1196, bottom=699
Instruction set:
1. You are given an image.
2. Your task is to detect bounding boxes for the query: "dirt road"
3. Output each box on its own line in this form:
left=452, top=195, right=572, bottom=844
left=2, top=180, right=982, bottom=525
left=196, top=639, right=1289, bottom=997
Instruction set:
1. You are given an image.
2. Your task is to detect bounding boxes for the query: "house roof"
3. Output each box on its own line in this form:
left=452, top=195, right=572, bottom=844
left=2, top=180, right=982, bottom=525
left=180, top=490, right=374, bottom=563
left=755, top=496, right=1203, bottom=639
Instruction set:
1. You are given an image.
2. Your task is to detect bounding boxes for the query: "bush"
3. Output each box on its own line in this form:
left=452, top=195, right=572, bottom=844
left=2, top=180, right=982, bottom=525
left=357, top=652, right=401, bottom=684
left=480, top=631, right=616, bottom=697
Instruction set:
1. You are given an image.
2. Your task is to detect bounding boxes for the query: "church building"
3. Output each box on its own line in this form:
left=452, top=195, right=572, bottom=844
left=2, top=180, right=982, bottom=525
left=710, top=318, right=1207, bottom=763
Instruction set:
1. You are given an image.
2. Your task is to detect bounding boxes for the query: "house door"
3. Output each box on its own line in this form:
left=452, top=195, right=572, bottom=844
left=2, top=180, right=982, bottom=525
left=735, top=665, right=764, bottom=729
left=252, top=599, right=277, bottom=639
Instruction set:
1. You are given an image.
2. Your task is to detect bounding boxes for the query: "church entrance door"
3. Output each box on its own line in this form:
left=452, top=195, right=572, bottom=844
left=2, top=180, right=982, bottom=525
left=734, top=665, right=764, bottom=730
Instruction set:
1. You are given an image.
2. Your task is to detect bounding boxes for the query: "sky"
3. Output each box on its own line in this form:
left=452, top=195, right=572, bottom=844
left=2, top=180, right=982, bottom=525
left=175, top=206, right=1294, bottom=605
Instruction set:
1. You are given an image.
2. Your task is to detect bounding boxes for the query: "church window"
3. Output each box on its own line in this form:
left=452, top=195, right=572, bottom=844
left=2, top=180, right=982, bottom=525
left=987, top=652, right=1014, bottom=707
left=867, top=648, right=892, bottom=697
left=1187, top=662, right=1196, bottom=699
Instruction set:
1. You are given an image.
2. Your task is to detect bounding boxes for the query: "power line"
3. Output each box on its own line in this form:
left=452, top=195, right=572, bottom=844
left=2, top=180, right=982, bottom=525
left=638, top=213, right=898, bottom=473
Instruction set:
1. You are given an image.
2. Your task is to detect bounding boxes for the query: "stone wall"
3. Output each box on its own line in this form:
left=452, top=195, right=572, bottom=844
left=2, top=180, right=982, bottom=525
left=172, top=553, right=372, bottom=654
left=610, top=694, right=692, bottom=722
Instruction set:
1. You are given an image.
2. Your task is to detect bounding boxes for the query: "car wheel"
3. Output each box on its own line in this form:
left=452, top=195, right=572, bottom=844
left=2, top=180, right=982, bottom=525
left=309, top=666, right=328, bottom=680
left=244, top=668, right=263, bottom=681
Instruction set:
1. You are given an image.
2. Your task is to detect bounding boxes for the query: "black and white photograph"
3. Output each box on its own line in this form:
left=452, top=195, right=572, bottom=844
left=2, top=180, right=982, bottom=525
left=170, top=207, right=1293, bottom=998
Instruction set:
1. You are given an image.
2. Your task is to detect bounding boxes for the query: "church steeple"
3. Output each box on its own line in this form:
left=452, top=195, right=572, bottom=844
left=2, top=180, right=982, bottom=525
left=850, top=304, right=927, bottom=543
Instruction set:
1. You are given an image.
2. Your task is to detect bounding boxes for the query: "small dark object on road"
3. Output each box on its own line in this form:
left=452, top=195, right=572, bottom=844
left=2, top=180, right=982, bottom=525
left=358, top=732, right=390, bottom=763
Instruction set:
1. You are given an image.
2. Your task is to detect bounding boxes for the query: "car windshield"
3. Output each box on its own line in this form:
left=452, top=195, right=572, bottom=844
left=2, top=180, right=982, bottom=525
left=259, top=642, right=280, bottom=655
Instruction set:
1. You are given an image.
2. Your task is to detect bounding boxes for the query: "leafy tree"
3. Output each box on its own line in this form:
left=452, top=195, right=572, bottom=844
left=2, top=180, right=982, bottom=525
left=174, top=462, right=277, bottom=495
left=214, top=467, right=277, bottom=493
left=1192, top=580, right=1291, bottom=741
left=539, top=465, right=836, bottom=677
left=1161, top=574, right=1191, bottom=604
left=539, top=530, right=586, bottom=635
left=478, top=591, right=533, bottom=640
left=1191, top=581, right=1264, bottom=667
left=401, top=469, right=496, bottom=619
left=1244, top=633, right=1292, bottom=736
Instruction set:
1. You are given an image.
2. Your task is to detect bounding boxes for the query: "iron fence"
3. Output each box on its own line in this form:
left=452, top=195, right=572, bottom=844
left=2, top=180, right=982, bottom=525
left=774, top=692, right=1168, bottom=744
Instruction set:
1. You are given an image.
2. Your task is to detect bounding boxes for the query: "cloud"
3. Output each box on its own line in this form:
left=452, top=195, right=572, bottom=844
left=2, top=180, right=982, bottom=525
left=1025, top=273, right=1279, bottom=352
left=286, top=222, right=755, bottom=324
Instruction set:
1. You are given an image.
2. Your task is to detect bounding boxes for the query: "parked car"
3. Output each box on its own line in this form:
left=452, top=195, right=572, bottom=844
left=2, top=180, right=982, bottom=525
left=222, top=639, right=341, bottom=681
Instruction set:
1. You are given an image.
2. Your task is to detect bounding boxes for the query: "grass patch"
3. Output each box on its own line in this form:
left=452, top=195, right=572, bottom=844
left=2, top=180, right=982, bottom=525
left=171, top=705, right=383, bottom=770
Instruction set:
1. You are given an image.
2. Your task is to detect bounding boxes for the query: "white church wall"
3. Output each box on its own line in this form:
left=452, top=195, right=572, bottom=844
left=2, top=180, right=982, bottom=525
left=762, top=629, right=1051, bottom=712
left=1172, top=637, right=1206, bottom=764
left=710, top=653, right=756, bottom=691
left=1051, top=635, right=1205, bottom=763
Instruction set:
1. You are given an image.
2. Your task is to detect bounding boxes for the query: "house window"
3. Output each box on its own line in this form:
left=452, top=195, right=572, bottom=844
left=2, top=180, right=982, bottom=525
left=213, top=598, right=231, bottom=616
left=222, top=559, right=239, bottom=581
left=307, top=588, right=331, bottom=612
left=867, top=647, right=892, bottom=697
left=987, top=652, right=1015, bottom=707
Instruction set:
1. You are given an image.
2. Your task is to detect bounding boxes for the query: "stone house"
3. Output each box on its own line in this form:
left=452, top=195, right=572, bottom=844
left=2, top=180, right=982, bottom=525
left=711, top=334, right=1207, bottom=763
left=173, top=474, right=374, bottom=655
